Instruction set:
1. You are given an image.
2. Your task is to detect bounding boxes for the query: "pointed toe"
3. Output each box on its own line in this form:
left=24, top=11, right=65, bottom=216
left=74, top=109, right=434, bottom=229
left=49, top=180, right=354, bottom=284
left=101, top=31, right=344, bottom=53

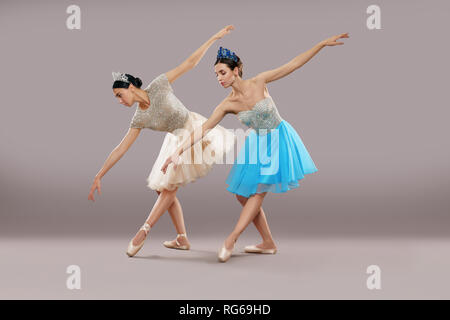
left=218, top=242, right=235, bottom=262
left=126, top=223, right=151, bottom=257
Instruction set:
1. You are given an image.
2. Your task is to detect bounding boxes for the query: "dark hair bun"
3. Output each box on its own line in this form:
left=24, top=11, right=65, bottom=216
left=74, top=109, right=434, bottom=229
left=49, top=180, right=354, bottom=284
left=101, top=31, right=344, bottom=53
left=124, top=73, right=143, bottom=89
left=134, top=77, right=142, bottom=89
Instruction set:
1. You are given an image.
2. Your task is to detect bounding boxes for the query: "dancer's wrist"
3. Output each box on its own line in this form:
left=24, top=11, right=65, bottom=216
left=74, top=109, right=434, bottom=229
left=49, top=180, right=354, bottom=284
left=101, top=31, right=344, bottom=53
left=317, top=41, right=326, bottom=49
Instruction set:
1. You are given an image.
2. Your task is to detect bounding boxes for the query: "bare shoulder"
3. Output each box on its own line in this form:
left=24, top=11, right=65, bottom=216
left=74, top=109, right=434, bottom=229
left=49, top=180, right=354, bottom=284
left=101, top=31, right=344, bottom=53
left=248, top=75, right=268, bottom=92
left=216, top=95, right=242, bottom=115
left=242, top=77, right=268, bottom=99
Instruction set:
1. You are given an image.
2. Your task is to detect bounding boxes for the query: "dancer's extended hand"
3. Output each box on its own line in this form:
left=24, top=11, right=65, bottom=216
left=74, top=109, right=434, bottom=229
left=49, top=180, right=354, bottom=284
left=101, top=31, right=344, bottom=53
left=161, top=153, right=181, bottom=174
left=88, top=177, right=101, bottom=202
left=320, top=32, right=349, bottom=46
left=213, top=25, right=234, bottom=40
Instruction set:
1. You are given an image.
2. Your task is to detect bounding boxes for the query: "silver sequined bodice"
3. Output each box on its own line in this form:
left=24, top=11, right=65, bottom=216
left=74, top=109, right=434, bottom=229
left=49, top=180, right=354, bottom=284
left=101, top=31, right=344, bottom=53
left=237, top=96, right=283, bottom=134
left=129, top=73, right=189, bottom=132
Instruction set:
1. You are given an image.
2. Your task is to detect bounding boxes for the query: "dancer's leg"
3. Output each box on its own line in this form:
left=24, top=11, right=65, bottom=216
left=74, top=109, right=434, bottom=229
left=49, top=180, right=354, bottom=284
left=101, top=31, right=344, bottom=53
left=159, top=191, right=190, bottom=247
left=131, top=187, right=178, bottom=245
left=224, top=192, right=268, bottom=250
left=235, top=194, right=276, bottom=250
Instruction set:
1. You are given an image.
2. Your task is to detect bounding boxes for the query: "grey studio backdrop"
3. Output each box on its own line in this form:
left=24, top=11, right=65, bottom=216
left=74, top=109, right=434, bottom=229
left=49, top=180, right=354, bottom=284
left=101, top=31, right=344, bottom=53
left=1, top=0, right=449, bottom=299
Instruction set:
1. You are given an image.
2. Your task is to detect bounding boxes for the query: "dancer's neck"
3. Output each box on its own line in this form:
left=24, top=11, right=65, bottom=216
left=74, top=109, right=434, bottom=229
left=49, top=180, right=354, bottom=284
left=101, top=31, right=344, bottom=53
left=134, top=88, right=150, bottom=107
left=230, top=76, right=247, bottom=98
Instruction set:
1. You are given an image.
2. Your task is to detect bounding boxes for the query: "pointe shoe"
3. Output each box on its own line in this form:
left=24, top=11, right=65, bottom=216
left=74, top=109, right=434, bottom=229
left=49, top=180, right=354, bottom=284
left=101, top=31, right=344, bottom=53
left=126, top=222, right=151, bottom=257
left=163, top=233, right=191, bottom=250
left=244, top=244, right=277, bottom=254
left=218, top=240, right=235, bottom=263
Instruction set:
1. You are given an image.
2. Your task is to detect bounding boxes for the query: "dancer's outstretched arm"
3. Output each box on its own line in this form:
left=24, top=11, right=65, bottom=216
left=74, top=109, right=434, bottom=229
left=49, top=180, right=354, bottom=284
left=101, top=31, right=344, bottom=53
left=88, top=127, right=141, bottom=201
left=165, top=25, right=234, bottom=84
left=160, top=100, right=233, bottom=174
left=254, top=32, right=349, bottom=84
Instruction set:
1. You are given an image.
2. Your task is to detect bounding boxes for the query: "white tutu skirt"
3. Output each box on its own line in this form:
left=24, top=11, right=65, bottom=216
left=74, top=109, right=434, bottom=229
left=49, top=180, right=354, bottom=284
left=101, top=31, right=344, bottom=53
left=147, top=111, right=235, bottom=191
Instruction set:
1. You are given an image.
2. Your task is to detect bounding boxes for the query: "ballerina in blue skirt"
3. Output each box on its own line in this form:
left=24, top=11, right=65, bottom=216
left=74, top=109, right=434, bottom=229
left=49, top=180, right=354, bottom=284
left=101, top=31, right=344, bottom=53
left=161, top=32, right=349, bottom=262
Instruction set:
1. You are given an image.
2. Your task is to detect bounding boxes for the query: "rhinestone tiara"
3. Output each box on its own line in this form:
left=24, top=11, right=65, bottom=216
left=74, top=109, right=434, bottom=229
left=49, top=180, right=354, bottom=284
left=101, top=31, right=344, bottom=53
left=217, top=46, right=238, bottom=62
left=112, top=72, right=129, bottom=83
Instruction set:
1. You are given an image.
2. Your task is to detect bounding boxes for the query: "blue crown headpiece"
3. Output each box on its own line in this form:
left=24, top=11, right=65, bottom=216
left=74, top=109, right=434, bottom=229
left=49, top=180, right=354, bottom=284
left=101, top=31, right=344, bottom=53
left=217, top=46, right=238, bottom=62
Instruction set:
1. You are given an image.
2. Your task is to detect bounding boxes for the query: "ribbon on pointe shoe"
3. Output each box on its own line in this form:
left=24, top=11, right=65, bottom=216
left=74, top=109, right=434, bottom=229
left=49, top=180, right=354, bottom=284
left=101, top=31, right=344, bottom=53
left=175, top=233, right=187, bottom=246
left=139, top=222, right=151, bottom=236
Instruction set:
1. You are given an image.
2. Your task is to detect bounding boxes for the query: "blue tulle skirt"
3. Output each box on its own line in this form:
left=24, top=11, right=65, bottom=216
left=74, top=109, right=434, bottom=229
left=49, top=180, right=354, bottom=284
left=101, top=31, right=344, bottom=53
left=225, top=120, right=318, bottom=198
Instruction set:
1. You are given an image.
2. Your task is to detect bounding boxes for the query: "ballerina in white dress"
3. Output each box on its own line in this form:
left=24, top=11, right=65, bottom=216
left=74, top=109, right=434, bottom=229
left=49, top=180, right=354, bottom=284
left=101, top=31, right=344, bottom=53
left=88, top=26, right=236, bottom=257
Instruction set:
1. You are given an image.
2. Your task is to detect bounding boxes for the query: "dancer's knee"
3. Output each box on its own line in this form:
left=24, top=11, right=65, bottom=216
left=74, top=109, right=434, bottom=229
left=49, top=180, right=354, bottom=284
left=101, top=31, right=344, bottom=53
left=235, top=194, right=248, bottom=205
left=256, top=192, right=267, bottom=198
left=161, top=187, right=178, bottom=199
left=250, top=192, right=267, bottom=202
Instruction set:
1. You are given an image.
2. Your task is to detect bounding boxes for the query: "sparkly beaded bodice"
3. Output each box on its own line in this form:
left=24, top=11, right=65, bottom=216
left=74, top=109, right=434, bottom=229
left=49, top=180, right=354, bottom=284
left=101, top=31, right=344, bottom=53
left=237, top=96, right=283, bottom=135
left=129, top=73, right=189, bottom=132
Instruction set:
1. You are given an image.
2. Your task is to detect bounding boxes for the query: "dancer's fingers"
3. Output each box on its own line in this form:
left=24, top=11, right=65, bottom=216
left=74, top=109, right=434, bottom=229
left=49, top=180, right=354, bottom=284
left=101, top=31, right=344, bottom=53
left=161, top=156, right=174, bottom=174
left=88, top=186, right=94, bottom=201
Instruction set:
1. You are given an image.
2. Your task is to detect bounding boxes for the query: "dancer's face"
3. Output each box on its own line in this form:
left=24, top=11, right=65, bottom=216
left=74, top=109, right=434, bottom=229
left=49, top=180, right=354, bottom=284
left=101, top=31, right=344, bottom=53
left=113, top=87, right=134, bottom=107
left=214, top=63, right=238, bottom=88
